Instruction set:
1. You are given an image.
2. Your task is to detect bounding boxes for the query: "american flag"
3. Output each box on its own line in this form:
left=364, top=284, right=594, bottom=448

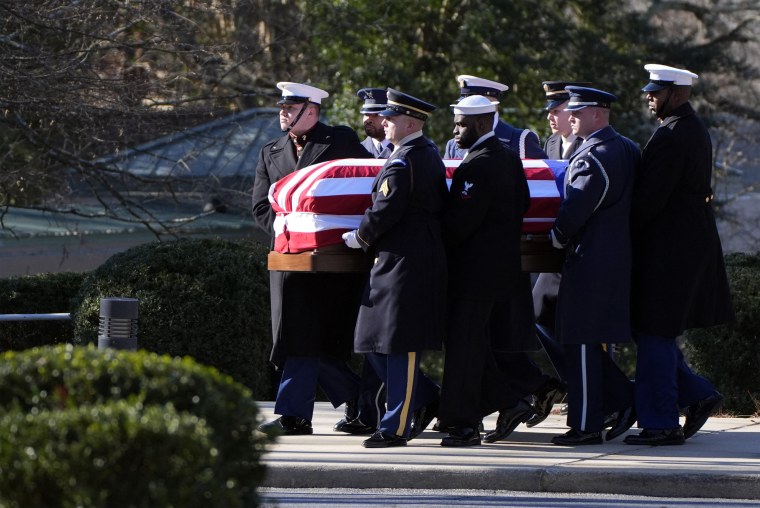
left=269, top=158, right=567, bottom=254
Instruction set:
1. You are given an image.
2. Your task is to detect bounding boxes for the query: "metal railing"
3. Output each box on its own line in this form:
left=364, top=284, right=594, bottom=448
left=1, top=297, right=138, bottom=350
left=0, top=313, right=71, bottom=321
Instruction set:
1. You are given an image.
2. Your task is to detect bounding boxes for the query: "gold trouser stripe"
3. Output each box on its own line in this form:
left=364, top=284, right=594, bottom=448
left=397, top=351, right=417, bottom=436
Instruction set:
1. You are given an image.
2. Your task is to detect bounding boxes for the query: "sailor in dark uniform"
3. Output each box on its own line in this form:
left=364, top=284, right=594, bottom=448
left=253, top=82, right=371, bottom=436
left=549, top=86, right=640, bottom=446
left=343, top=88, right=447, bottom=448
left=624, top=64, right=733, bottom=446
left=443, top=75, right=547, bottom=160
left=437, top=95, right=534, bottom=447
left=357, top=88, right=394, bottom=158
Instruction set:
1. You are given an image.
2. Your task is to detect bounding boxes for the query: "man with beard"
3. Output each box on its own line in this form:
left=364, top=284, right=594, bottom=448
left=253, top=82, right=371, bottom=436
left=331, top=87, right=394, bottom=436
left=624, top=64, right=733, bottom=446
left=437, top=95, right=533, bottom=447
left=357, top=88, right=394, bottom=158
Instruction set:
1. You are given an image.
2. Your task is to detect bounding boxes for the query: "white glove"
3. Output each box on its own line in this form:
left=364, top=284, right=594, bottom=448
left=342, top=230, right=361, bottom=249
left=550, top=230, right=564, bottom=249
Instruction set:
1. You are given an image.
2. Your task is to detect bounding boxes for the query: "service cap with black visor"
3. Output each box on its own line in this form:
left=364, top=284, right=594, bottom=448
left=641, top=64, right=698, bottom=119
left=276, top=81, right=329, bottom=133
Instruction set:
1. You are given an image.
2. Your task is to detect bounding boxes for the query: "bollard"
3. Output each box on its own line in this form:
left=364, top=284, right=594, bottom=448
left=97, top=297, right=139, bottom=350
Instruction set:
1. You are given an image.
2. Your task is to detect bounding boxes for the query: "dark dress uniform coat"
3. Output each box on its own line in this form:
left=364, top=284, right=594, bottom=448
left=544, top=132, right=584, bottom=160
left=552, top=126, right=640, bottom=344
left=444, top=119, right=547, bottom=159
left=533, top=132, right=585, bottom=328
left=445, top=136, right=536, bottom=352
left=251, top=122, right=371, bottom=366
left=354, top=135, right=448, bottom=354
left=631, top=102, right=733, bottom=337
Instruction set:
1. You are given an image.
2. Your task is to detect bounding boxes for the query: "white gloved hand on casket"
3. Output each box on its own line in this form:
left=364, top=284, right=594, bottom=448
left=342, top=230, right=361, bottom=249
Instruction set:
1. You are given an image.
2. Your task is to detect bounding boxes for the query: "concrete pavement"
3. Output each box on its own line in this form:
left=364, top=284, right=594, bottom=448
left=258, top=402, right=760, bottom=500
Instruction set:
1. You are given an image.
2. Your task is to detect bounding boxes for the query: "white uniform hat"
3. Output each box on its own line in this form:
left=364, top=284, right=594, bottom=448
left=276, top=82, right=329, bottom=104
left=456, top=75, right=509, bottom=102
left=451, top=94, right=497, bottom=115
left=642, top=64, right=699, bottom=92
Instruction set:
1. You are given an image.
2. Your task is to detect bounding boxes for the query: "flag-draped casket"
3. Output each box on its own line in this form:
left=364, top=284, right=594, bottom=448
left=268, top=158, right=567, bottom=256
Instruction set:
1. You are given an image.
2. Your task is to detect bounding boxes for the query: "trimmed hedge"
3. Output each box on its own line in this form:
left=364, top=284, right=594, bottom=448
left=70, top=238, right=276, bottom=399
left=685, top=251, right=760, bottom=415
left=0, top=403, right=226, bottom=508
left=0, top=271, right=87, bottom=352
left=0, top=344, right=271, bottom=507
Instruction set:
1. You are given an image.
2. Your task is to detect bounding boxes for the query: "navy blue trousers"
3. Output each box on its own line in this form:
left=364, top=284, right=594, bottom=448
left=273, top=355, right=360, bottom=421
left=356, top=358, right=386, bottom=428
left=366, top=351, right=439, bottom=439
left=634, top=333, right=716, bottom=429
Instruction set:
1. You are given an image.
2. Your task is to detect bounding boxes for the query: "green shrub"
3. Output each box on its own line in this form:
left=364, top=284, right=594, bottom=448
left=685, top=252, right=760, bottom=415
left=0, top=271, right=87, bottom=352
left=0, top=403, right=230, bottom=508
left=70, top=238, right=276, bottom=399
left=0, top=344, right=270, bottom=507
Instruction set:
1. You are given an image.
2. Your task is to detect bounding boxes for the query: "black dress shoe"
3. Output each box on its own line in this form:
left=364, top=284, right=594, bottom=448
left=362, top=431, right=407, bottom=448
left=551, top=428, right=603, bottom=446
left=334, top=417, right=376, bottom=435
left=409, top=400, right=439, bottom=440
left=434, top=419, right=484, bottom=433
left=441, top=427, right=481, bottom=447
left=526, top=378, right=567, bottom=428
left=683, top=392, right=724, bottom=439
left=483, top=400, right=537, bottom=443
left=333, top=397, right=360, bottom=430
left=624, top=427, right=685, bottom=446
left=258, top=416, right=313, bottom=436
left=605, top=406, right=636, bottom=441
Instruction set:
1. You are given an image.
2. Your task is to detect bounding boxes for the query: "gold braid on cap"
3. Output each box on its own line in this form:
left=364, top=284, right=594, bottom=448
left=387, top=99, right=429, bottom=117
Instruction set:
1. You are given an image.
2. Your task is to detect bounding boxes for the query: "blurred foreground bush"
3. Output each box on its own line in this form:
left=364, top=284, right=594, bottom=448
left=0, top=344, right=271, bottom=508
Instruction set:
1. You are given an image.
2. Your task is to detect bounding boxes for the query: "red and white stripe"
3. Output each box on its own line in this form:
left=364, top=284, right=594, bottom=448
left=269, top=158, right=565, bottom=253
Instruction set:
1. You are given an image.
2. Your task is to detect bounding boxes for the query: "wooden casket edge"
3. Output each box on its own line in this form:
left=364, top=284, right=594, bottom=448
left=268, top=235, right=563, bottom=273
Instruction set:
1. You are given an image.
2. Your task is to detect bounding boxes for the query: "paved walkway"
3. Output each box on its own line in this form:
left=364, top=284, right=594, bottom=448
left=258, top=402, right=760, bottom=500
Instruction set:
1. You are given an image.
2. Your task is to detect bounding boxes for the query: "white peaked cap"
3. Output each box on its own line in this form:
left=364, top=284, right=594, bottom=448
left=276, top=82, right=329, bottom=104
left=644, top=64, right=699, bottom=86
left=451, top=95, right=498, bottom=115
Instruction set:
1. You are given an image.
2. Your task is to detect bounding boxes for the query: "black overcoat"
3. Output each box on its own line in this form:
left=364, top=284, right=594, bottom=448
left=630, top=102, right=733, bottom=337
left=444, top=136, right=536, bottom=352
left=251, top=122, right=370, bottom=366
left=353, top=135, right=448, bottom=354
left=552, top=126, right=640, bottom=344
